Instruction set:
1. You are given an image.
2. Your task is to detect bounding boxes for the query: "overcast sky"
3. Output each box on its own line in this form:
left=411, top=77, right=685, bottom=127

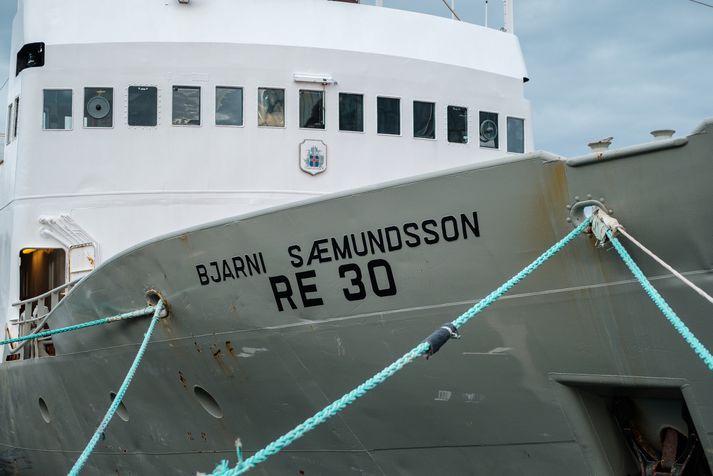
left=1, top=0, right=711, bottom=156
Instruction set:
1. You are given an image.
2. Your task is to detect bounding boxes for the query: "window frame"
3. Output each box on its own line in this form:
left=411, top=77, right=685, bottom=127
left=83, top=87, right=114, bottom=129
left=338, top=92, right=365, bottom=134
left=171, top=85, right=202, bottom=127
left=12, top=97, right=19, bottom=139
left=376, top=95, right=401, bottom=137
left=6, top=103, right=11, bottom=144
left=506, top=116, right=525, bottom=154
left=257, top=87, right=286, bottom=128
left=42, top=88, right=73, bottom=131
left=298, top=89, right=325, bottom=130
left=447, top=105, right=469, bottom=144
left=479, top=111, right=500, bottom=149
left=215, top=86, right=244, bottom=128
left=412, top=100, right=436, bottom=140
left=127, top=85, right=159, bottom=128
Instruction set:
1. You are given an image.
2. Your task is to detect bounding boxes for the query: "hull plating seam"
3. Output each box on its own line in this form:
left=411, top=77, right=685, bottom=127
left=50, top=268, right=712, bottom=359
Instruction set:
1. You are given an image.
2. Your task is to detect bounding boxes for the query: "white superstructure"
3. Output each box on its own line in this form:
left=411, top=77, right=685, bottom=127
left=0, top=0, right=531, bottom=359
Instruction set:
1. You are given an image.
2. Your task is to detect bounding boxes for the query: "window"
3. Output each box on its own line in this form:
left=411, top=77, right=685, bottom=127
left=299, top=90, right=324, bottom=129
left=84, top=87, right=113, bottom=128
left=6, top=104, right=11, bottom=143
left=12, top=97, right=19, bottom=139
left=339, top=93, right=363, bottom=132
left=43, top=89, right=72, bottom=130
left=377, top=97, right=400, bottom=135
left=258, top=88, right=285, bottom=127
left=413, top=101, right=435, bottom=139
left=448, top=106, right=468, bottom=144
left=479, top=111, right=499, bottom=148
left=172, top=86, right=201, bottom=126
left=16, top=42, right=44, bottom=76
left=507, top=117, right=525, bottom=153
left=128, top=86, right=158, bottom=126
left=216, top=87, right=243, bottom=126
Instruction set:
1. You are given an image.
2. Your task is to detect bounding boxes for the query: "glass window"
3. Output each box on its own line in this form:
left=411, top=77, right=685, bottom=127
left=339, top=93, right=363, bottom=132
left=507, top=117, right=525, bottom=153
left=84, top=87, right=113, bottom=128
left=258, top=88, right=285, bottom=127
left=479, top=111, right=499, bottom=148
left=216, top=87, right=243, bottom=126
left=6, top=104, right=12, bottom=143
left=172, top=86, right=201, bottom=126
left=128, top=86, right=157, bottom=127
left=43, top=89, right=72, bottom=130
left=377, top=97, right=400, bottom=135
left=12, top=97, right=19, bottom=139
left=16, top=42, right=44, bottom=76
left=299, top=90, right=324, bottom=129
left=448, top=106, right=468, bottom=144
left=413, top=101, right=435, bottom=139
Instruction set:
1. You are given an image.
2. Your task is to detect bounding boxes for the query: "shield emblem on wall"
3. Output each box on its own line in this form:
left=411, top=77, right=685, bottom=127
left=299, top=140, right=327, bottom=176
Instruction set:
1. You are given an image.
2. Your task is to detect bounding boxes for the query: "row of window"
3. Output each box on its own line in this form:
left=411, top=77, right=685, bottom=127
left=9, top=86, right=525, bottom=153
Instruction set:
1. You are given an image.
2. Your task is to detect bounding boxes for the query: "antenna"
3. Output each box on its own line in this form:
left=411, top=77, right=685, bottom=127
left=485, top=0, right=488, bottom=28
left=439, top=0, right=461, bottom=20
left=503, top=0, right=514, bottom=33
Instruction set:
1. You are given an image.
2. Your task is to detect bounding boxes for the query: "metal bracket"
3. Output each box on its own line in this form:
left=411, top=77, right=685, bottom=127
left=567, top=199, right=621, bottom=247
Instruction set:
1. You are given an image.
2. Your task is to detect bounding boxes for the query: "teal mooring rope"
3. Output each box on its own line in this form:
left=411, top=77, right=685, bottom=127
left=607, top=231, right=713, bottom=371
left=0, top=306, right=156, bottom=347
left=67, top=299, right=165, bottom=476
left=205, top=219, right=591, bottom=476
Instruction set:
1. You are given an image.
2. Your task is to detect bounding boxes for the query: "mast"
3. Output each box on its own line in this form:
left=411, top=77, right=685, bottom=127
left=503, top=0, right=514, bottom=33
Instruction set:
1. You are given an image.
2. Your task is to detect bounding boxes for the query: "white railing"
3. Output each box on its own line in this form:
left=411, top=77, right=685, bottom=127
left=6, top=279, right=80, bottom=359
left=368, top=0, right=514, bottom=33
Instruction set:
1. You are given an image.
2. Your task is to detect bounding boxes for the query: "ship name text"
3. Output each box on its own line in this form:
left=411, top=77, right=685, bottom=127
left=195, top=252, right=267, bottom=286
left=268, top=212, right=480, bottom=311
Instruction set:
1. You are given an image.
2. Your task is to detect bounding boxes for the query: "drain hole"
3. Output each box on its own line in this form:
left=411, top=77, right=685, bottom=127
left=38, top=397, right=51, bottom=423
left=109, top=392, right=130, bottom=422
left=193, top=385, right=223, bottom=419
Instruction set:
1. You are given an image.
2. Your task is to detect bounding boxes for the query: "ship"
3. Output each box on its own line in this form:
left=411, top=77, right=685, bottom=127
left=0, top=1, right=711, bottom=475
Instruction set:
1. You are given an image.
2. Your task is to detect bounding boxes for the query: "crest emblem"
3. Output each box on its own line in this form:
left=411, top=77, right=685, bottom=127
left=299, top=140, right=327, bottom=175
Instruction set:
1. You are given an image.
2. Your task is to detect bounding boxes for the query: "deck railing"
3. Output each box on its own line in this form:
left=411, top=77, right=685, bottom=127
left=6, top=280, right=79, bottom=359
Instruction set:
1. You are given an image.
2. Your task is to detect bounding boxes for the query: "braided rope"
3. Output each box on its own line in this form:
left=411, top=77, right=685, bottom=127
left=68, top=300, right=165, bottom=476
left=206, top=220, right=590, bottom=475
left=1, top=306, right=156, bottom=347
left=608, top=232, right=713, bottom=371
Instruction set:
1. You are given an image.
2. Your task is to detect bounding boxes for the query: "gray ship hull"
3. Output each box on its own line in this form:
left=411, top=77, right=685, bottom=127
left=1, top=121, right=712, bottom=475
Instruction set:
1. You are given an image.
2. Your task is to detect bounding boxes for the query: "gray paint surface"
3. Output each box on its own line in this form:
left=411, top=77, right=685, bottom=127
left=0, top=121, right=712, bottom=475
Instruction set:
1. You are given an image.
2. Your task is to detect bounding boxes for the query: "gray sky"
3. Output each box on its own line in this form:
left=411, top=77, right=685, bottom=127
left=1, top=0, right=711, bottom=156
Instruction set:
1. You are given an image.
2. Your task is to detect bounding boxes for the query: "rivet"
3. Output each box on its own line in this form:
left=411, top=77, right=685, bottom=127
left=587, top=194, right=592, bottom=199
left=566, top=204, right=572, bottom=210
left=574, top=196, right=580, bottom=201
left=608, top=209, right=614, bottom=214
left=600, top=197, right=605, bottom=202
left=566, top=217, right=572, bottom=222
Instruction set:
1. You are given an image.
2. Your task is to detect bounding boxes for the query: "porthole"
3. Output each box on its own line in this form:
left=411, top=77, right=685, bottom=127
left=193, top=385, right=223, bottom=419
left=109, top=392, right=130, bottom=422
left=38, top=397, right=51, bottom=423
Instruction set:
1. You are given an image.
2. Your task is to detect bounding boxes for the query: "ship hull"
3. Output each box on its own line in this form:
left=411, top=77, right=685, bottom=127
left=1, top=122, right=712, bottom=475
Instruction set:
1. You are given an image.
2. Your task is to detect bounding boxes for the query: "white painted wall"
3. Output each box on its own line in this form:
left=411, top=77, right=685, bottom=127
left=0, top=0, right=532, bottom=337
